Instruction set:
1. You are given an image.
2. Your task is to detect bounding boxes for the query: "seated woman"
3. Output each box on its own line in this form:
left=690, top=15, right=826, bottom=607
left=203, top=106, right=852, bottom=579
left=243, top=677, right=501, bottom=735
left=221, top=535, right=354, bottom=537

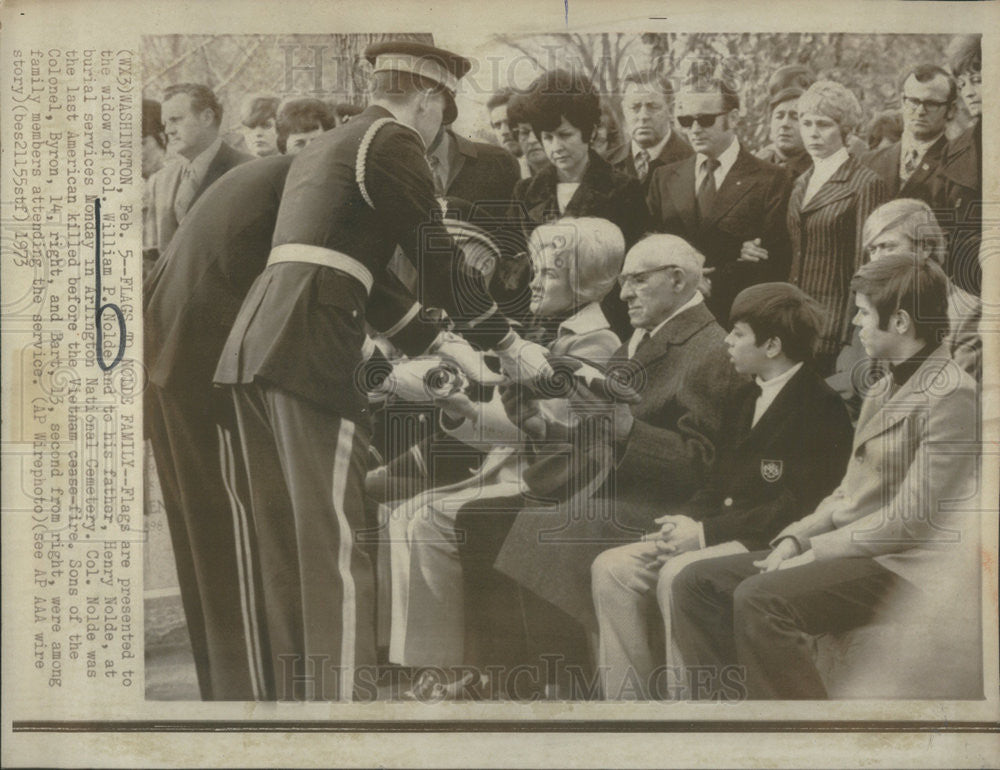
left=512, top=68, right=648, bottom=340
left=828, top=197, right=981, bottom=419
left=386, top=217, right=625, bottom=691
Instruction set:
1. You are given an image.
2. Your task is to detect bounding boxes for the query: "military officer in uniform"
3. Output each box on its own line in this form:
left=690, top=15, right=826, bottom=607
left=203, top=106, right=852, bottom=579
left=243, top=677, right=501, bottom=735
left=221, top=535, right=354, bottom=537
left=214, top=41, right=551, bottom=701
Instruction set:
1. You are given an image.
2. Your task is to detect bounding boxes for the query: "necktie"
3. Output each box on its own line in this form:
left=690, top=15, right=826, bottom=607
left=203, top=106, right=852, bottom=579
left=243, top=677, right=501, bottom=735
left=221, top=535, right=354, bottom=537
left=634, top=149, right=650, bottom=181
left=901, top=147, right=920, bottom=182
left=173, top=165, right=198, bottom=222
left=696, top=158, right=720, bottom=219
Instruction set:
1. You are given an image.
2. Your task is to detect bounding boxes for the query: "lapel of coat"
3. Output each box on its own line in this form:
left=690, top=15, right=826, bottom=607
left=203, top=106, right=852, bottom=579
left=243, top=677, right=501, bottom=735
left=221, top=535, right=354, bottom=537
left=194, top=143, right=231, bottom=204
left=798, top=156, right=857, bottom=216
left=852, top=347, right=948, bottom=448
left=445, top=130, right=474, bottom=192
left=664, top=155, right=699, bottom=231
left=703, top=145, right=758, bottom=225
left=634, top=303, right=715, bottom=369
left=741, top=365, right=808, bottom=450
left=522, top=163, right=561, bottom=223
left=900, top=134, right=947, bottom=196
left=564, top=151, right=613, bottom=216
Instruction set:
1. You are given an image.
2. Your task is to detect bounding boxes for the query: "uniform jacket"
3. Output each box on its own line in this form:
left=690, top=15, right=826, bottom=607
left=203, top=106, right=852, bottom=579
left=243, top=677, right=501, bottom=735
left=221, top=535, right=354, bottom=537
left=443, top=131, right=520, bottom=203
left=787, top=156, right=888, bottom=355
left=687, top=366, right=853, bottom=551
left=145, top=154, right=438, bottom=395
left=647, top=144, right=792, bottom=323
left=612, top=131, right=693, bottom=192
left=932, top=122, right=982, bottom=295
left=214, top=105, right=501, bottom=423
left=494, top=301, right=746, bottom=623
left=777, top=346, right=978, bottom=587
left=146, top=141, right=252, bottom=258
left=860, top=135, right=947, bottom=203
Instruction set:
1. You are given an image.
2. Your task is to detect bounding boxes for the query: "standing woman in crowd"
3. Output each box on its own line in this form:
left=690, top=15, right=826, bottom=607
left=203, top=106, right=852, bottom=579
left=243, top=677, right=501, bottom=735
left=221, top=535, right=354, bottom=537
left=787, top=80, right=888, bottom=374
left=511, top=68, right=648, bottom=339
left=239, top=93, right=280, bottom=157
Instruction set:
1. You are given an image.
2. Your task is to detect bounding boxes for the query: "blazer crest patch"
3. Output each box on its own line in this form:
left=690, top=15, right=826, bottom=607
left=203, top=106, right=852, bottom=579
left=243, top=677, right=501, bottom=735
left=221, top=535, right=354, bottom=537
left=761, top=459, right=783, bottom=483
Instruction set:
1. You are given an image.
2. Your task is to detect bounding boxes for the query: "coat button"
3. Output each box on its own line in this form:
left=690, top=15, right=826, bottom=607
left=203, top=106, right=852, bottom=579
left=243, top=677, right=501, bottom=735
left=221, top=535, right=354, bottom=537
left=723, top=497, right=733, bottom=507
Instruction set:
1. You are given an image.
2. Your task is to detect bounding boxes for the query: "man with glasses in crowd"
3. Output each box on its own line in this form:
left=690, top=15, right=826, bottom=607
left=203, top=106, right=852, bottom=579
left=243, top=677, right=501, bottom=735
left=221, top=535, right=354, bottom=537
left=647, top=77, right=791, bottom=324
left=863, top=64, right=955, bottom=205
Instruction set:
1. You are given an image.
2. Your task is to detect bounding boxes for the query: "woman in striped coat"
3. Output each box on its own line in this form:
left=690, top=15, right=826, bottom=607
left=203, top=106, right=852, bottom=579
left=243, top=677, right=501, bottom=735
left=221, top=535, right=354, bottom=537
left=787, top=81, right=888, bottom=374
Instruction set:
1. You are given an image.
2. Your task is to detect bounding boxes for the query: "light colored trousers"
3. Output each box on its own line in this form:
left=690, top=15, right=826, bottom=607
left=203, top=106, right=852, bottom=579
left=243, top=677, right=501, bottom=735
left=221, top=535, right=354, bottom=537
left=591, top=539, right=747, bottom=700
left=388, top=465, right=523, bottom=667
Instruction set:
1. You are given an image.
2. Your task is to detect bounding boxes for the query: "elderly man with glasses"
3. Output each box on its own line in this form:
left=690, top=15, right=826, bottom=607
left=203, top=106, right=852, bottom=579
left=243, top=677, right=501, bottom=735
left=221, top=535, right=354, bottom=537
left=491, top=234, right=745, bottom=697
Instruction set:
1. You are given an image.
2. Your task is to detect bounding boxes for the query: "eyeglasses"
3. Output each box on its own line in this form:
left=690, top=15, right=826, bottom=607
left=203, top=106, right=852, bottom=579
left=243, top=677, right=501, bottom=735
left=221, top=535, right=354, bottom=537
left=902, top=95, right=950, bottom=112
left=617, top=264, right=679, bottom=288
left=676, top=112, right=726, bottom=129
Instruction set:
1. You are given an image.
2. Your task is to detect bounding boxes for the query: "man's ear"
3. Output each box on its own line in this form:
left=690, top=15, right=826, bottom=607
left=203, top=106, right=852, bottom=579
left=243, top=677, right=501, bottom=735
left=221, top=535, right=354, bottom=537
left=764, top=336, right=783, bottom=359
left=197, top=108, right=216, bottom=130
left=946, top=100, right=959, bottom=123
left=893, top=308, right=914, bottom=335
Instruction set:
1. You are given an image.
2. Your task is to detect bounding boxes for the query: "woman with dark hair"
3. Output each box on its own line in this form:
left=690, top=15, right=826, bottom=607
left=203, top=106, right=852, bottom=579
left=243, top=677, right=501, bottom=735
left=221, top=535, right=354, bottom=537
left=512, top=68, right=648, bottom=338
left=866, top=109, right=903, bottom=151
left=239, top=93, right=280, bottom=157
left=785, top=81, right=888, bottom=374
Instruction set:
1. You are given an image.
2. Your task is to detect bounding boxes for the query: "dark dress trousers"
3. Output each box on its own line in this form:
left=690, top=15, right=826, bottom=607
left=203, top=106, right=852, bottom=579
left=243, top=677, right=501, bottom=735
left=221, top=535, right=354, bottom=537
left=860, top=135, right=946, bottom=204
left=144, top=154, right=433, bottom=700
left=213, top=105, right=508, bottom=700
left=647, top=145, right=792, bottom=324
left=511, top=150, right=650, bottom=339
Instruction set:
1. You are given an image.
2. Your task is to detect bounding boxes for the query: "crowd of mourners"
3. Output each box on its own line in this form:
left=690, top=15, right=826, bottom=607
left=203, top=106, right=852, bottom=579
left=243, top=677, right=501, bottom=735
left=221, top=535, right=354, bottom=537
left=142, top=34, right=984, bottom=702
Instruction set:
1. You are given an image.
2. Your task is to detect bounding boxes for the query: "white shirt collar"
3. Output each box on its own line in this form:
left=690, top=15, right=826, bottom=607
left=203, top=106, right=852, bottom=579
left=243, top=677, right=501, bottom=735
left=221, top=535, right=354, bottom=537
left=752, top=361, right=803, bottom=427
left=696, top=136, right=740, bottom=187
left=558, top=301, right=610, bottom=337
left=631, top=132, right=670, bottom=163
left=184, top=136, right=222, bottom=184
left=803, top=147, right=849, bottom=205
left=627, top=291, right=704, bottom=357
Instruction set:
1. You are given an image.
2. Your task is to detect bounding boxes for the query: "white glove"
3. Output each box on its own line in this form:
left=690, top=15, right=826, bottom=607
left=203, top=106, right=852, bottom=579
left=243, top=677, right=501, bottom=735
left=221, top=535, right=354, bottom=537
left=429, top=331, right=505, bottom=385
left=494, top=331, right=554, bottom=384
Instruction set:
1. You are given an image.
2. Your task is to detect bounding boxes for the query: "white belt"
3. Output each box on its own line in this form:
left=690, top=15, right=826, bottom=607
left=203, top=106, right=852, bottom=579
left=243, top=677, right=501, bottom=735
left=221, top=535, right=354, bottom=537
left=267, top=244, right=374, bottom=294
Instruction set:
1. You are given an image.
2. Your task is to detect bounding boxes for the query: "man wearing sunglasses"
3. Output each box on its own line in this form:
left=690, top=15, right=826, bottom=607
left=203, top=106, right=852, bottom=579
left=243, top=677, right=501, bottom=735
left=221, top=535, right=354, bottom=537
left=647, top=77, right=791, bottom=325
left=862, top=64, right=955, bottom=205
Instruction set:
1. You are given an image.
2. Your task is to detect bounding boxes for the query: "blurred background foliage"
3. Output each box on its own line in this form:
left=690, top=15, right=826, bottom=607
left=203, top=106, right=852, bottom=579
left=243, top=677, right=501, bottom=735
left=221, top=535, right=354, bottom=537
left=143, top=32, right=972, bottom=153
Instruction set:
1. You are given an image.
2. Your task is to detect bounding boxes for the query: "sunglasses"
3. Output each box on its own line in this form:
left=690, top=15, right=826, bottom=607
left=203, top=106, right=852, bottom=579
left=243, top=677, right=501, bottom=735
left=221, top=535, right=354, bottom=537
left=677, top=112, right=726, bottom=129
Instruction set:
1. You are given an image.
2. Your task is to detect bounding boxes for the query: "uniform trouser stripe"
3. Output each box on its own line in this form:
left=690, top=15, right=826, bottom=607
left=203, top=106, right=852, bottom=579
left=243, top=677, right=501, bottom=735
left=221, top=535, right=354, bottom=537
left=217, top=425, right=267, bottom=700
left=331, top=420, right=358, bottom=701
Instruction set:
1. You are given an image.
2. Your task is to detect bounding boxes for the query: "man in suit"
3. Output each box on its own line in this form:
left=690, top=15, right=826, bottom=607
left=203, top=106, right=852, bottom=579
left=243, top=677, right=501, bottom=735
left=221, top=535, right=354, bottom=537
left=862, top=65, right=955, bottom=205
left=647, top=77, right=792, bottom=324
left=614, top=70, right=693, bottom=191
left=486, top=87, right=524, bottom=160
left=507, top=89, right=551, bottom=179
left=485, top=235, right=745, bottom=696
left=144, top=153, right=459, bottom=700
left=671, top=254, right=978, bottom=699
left=591, top=282, right=853, bottom=699
left=425, top=124, right=520, bottom=202
left=146, top=83, right=251, bottom=263
left=934, top=35, right=982, bottom=296
left=755, top=65, right=814, bottom=180
left=213, top=41, right=551, bottom=701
